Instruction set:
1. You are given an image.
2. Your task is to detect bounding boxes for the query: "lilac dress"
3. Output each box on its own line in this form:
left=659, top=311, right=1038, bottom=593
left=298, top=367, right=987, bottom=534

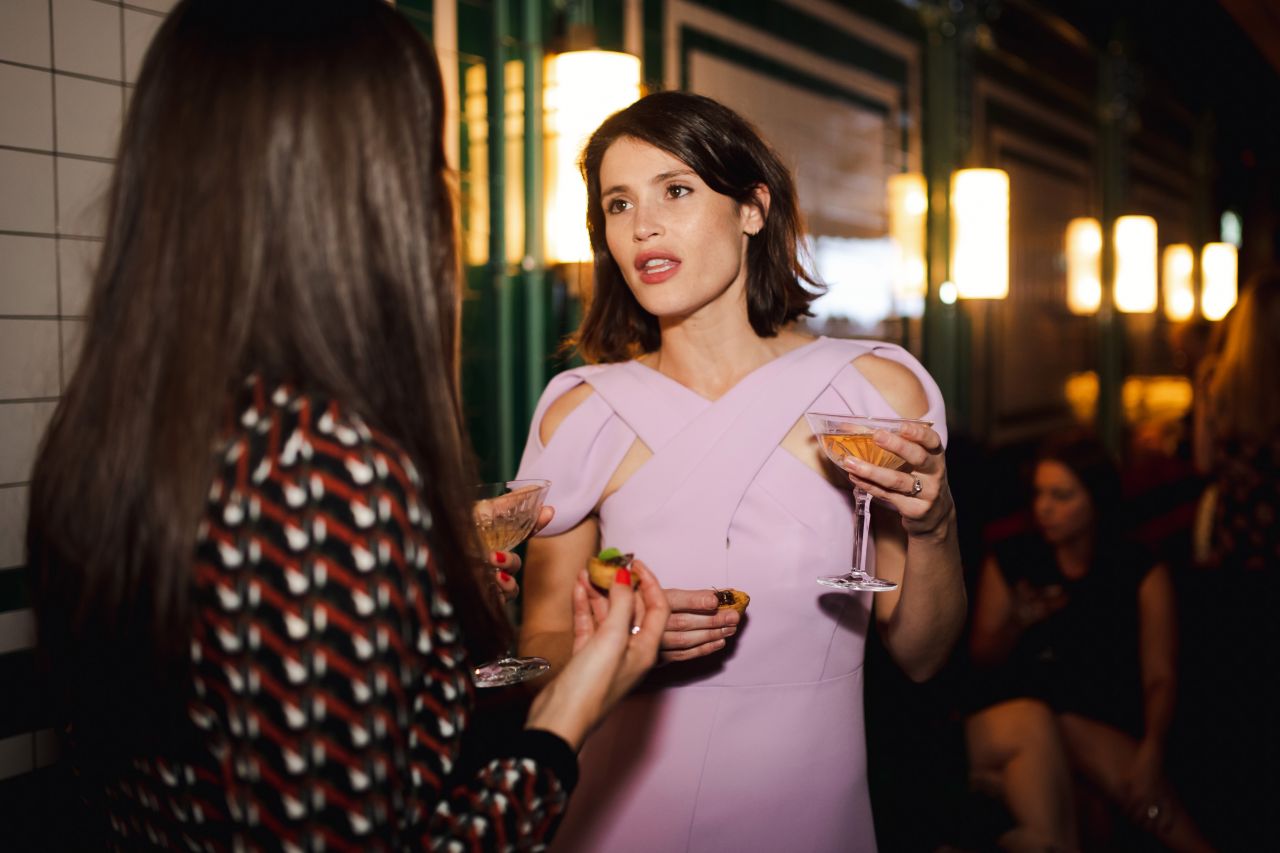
left=517, top=337, right=947, bottom=853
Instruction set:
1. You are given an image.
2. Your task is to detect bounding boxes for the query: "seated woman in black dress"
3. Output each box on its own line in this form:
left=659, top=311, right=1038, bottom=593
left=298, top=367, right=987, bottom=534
left=965, top=433, right=1212, bottom=852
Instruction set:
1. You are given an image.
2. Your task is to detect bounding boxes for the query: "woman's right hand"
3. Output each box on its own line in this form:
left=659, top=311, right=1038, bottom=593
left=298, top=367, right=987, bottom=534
left=656, top=589, right=740, bottom=663
left=524, top=560, right=669, bottom=750
left=1010, top=580, right=1069, bottom=628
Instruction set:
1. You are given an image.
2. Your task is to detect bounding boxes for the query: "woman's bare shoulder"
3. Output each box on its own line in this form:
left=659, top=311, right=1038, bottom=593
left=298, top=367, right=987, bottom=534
left=852, top=353, right=928, bottom=419
left=539, top=381, right=598, bottom=446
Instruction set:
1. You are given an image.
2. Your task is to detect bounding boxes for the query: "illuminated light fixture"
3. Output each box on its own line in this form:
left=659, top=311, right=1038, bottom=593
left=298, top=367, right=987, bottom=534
left=1162, top=244, right=1195, bottom=322
left=1201, top=242, right=1238, bottom=321
left=938, top=280, right=959, bottom=305
left=1122, top=375, right=1194, bottom=424
left=1220, top=210, right=1243, bottom=248
left=544, top=49, right=641, bottom=264
left=950, top=168, right=1009, bottom=299
left=887, top=173, right=928, bottom=301
left=1064, top=370, right=1099, bottom=424
left=1113, top=215, right=1158, bottom=313
left=1065, top=217, right=1102, bottom=315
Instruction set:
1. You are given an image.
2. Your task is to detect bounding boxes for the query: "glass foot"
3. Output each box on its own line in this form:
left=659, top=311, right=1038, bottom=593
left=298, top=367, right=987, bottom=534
left=816, top=573, right=898, bottom=592
left=473, top=655, right=550, bottom=688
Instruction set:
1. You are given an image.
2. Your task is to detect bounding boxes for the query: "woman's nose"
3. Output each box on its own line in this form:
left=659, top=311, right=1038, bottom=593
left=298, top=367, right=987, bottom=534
left=632, top=207, right=662, bottom=241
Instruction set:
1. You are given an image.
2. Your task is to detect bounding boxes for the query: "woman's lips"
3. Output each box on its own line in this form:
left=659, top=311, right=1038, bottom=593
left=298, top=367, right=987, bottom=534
left=635, top=253, right=680, bottom=285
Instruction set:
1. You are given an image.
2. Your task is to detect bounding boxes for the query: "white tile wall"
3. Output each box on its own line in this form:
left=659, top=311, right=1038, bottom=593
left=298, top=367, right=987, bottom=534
left=0, top=319, right=62, bottom=400
left=55, top=74, right=123, bottom=158
left=0, top=64, right=54, bottom=150
left=0, top=0, right=172, bottom=787
left=124, top=7, right=163, bottom=83
left=0, top=487, right=29, bottom=569
left=0, top=609, right=37, bottom=656
left=57, top=237, right=102, bottom=316
left=60, top=318, right=87, bottom=386
left=0, top=402, right=57, bottom=484
left=0, top=149, right=56, bottom=233
left=0, top=0, right=53, bottom=69
left=0, top=732, right=35, bottom=782
left=128, top=0, right=178, bottom=13
left=51, top=0, right=123, bottom=81
left=56, top=156, right=112, bottom=236
left=0, top=235, right=58, bottom=315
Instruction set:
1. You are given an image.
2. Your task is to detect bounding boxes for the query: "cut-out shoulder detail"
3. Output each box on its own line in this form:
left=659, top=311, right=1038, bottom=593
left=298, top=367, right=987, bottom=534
left=852, top=354, right=929, bottom=419
left=540, top=382, right=598, bottom=446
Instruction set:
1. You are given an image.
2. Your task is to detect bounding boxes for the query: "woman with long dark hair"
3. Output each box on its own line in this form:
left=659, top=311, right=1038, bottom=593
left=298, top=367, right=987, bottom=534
left=514, top=91, right=966, bottom=851
left=26, top=1, right=667, bottom=848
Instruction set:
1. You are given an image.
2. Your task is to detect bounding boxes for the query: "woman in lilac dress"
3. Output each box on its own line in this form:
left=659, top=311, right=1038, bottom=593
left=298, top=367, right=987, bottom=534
left=516, top=92, right=966, bottom=852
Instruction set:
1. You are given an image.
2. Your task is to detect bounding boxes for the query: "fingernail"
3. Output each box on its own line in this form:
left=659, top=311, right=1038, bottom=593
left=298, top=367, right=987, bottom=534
left=722, top=626, right=737, bottom=637
left=615, top=567, right=632, bottom=586
left=724, top=611, right=740, bottom=626
left=492, top=551, right=506, bottom=564
left=497, top=571, right=511, bottom=582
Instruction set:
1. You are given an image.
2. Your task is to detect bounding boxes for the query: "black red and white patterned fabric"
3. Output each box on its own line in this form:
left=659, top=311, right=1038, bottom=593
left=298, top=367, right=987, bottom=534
left=101, top=377, right=576, bottom=851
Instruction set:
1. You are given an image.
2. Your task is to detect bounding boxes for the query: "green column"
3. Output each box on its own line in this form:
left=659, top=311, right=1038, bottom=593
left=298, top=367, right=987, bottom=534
left=1096, top=43, right=1130, bottom=456
left=489, top=0, right=515, bottom=476
left=1191, top=113, right=1215, bottom=318
left=522, top=1, right=547, bottom=424
left=921, top=3, right=972, bottom=432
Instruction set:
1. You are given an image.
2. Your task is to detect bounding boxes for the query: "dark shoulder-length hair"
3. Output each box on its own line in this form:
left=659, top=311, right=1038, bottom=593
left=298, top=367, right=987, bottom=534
left=1034, top=430, right=1125, bottom=544
left=575, top=91, right=824, bottom=363
left=27, top=0, right=505, bottom=748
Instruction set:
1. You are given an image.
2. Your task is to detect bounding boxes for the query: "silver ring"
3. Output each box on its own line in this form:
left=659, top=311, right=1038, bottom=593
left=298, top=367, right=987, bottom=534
left=910, top=477, right=923, bottom=496
left=1146, top=804, right=1161, bottom=820
left=630, top=625, right=641, bottom=635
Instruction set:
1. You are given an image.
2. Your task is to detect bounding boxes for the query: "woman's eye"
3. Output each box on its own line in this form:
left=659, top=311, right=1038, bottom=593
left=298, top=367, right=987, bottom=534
left=667, top=184, right=691, bottom=199
left=606, top=198, right=631, bottom=214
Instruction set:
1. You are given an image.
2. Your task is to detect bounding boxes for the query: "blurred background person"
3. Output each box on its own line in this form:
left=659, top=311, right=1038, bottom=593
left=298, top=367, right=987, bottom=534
left=965, top=432, right=1212, bottom=852
left=1194, top=268, right=1280, bottom=573
left=1181, top=268, right=1280, bottom=850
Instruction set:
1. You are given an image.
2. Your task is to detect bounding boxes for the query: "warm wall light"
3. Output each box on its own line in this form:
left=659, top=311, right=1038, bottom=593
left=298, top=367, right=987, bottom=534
left=1201, top=242, right=1238, bottom=321
left=1162, top=244, right=1195, bottom=321
left=887, top=173, right=928, bottom=301
left=544, top=50, right=641, bottom=264
left=1064, top=370, right=1099, bottom=424
left=1114, top=215, right=1157, bottom=313
left=1065, top=217, right=1102, bottom=315
left=950, top=168, right=1009, bottom=299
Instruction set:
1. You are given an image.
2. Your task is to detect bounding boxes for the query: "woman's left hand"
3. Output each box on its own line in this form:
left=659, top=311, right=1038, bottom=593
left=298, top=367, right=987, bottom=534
left=1124, top=741, right=1172, bottom=831
left=839, top=420, right=954, bottom=541
left=487, top=505, right=555, bottom=602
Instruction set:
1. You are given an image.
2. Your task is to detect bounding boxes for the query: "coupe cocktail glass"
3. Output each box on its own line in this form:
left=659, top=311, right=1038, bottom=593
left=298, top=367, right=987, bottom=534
left=804, top=414, right=931, bottom=592
left=470, top=479, right=551, bottom=687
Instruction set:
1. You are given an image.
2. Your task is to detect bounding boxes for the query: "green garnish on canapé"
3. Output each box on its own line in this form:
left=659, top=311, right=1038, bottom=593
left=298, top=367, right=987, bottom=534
left=596, top=547, right=630, bottom=565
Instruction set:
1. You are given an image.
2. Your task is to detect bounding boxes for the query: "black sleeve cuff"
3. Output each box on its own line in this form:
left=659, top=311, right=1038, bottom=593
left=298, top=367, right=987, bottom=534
left=513, top=728, right=579, bottom=793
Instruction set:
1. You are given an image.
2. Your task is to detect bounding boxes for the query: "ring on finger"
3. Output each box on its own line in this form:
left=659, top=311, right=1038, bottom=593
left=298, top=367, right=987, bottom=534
left=910, top=477, right=923, bottom=496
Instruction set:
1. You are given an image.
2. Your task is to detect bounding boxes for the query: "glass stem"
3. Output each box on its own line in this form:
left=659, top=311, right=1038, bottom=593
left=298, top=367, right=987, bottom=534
left=852, top=489, right=874, bottom=578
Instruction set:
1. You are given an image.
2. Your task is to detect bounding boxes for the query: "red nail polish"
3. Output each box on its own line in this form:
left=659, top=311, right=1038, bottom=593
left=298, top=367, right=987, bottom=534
left=498, top=571, right=511, bottom=582
left=615, top=567, right=632, bottom=586
left=492, top=551, right=507, bottom=564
